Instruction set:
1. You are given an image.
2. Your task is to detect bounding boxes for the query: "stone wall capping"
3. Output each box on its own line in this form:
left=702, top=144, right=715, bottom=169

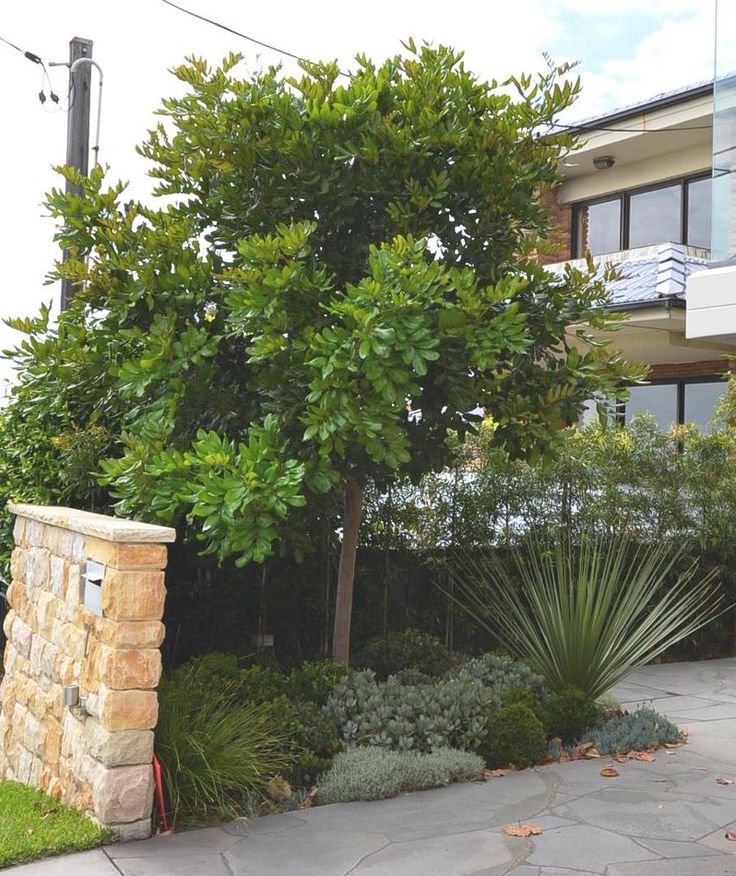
left=8, top=504, right=176, bottom=544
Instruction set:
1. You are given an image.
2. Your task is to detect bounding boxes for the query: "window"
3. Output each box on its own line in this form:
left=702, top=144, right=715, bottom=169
left=572, top=175, right=712, bottom=257
left=683, top=381, right=725, bottom=433
left=576, top=199, right=621, bottom=257
left=621, top=378, right=725, bottom=431
left=624, top=384, right=678, bottom=429
left=686, top=176, right=712, bottom=248
left=629, top=184, right=681, bottom=248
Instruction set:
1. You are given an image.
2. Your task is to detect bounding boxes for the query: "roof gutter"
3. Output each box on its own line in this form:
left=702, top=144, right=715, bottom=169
left=567, top=82, right=713, bottom=135
left=605, top=298, right=686, bottom=314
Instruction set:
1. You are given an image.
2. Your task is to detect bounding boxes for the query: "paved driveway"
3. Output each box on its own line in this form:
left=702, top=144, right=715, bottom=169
left=9, top=658, right=736, bottom=875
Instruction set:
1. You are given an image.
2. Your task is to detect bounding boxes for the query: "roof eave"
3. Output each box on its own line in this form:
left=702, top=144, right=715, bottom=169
left=567, top=82, right=713, bottom=135
left=605, top=298, right=686, bottom=314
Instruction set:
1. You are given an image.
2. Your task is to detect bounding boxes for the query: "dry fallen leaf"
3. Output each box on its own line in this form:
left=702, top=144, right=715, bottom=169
left=488, top=768, right=513, bottom=778
left=559, top=750, right=571, bottom=763
left=613, top=754, right=629, bottom=763
left=664, top=742, right=683, bottom=749
left=504, top=824, right=543, bottom=837
left=584, top=748, right=601, bottom=759
left=299, top=787, right=318, bottom=809
left=634, top=752, right=656, bottom=763
left=716, top=777, right=733, bottom=785
left=600, top=767, right=620, bottom=778
left=725, top=830, right=736, bottom=842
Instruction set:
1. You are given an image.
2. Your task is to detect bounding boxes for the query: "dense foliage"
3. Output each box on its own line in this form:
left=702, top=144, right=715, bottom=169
left=327, top=669, right=494, bottom=752
left=316, top=746, right=483, bottom=804
left=155, top=675, right=291, bottom=825
left=166, top=653, right=347, bottom=790
left=546, top=687, right=601, bottom=741
left=478, top=702, right=547, bottom=769
left=586, top=706, right=681, bottom=754
left=0, top=43, right=641, bottom=663
left=353, top=628, right=451, bottom=679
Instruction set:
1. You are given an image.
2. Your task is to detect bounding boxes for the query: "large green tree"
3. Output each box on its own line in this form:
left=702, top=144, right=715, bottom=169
left=2, top=44, right=641, bottom=660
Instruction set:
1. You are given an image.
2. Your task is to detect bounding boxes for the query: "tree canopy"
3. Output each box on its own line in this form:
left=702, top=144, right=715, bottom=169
left=1, top=43, right=642, bottom=659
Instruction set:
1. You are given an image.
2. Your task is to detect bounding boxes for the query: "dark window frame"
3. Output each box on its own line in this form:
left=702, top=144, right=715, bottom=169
left=572, top=172, right=712, bottom=257
left=617, top=374, right=726, bottom=427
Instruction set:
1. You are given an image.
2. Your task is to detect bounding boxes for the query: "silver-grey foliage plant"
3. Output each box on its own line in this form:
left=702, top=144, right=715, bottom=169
left=317, top=746, right=484, bottom=804
left=326, top=670, right=496, bottom=752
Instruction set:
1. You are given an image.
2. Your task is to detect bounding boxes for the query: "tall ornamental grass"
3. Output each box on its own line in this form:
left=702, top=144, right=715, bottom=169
left=449, top=533, right=724, bottom=699
left=155, top=674, right=292, bottom=825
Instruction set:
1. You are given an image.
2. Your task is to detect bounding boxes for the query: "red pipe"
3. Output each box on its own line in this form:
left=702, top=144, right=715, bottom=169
left=152, top=753, right=172, bottom=833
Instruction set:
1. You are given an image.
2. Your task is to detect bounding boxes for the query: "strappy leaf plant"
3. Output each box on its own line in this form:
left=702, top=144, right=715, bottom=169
left=447, top=534, right=724, bottom=699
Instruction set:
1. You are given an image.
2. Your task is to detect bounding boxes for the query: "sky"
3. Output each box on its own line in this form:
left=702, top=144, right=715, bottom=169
left=0, top=0, right=717, bottom=389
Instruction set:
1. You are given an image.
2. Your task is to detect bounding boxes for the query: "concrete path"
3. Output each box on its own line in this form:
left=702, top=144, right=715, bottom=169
left=8, top=658, right=736, bottom=875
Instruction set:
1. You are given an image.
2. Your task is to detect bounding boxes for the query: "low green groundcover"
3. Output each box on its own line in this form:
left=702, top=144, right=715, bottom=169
left=0, top=782, right=107, bottom=868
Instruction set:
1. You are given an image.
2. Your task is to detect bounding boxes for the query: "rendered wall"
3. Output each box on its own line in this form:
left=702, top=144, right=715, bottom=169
left=0, top=504, right=175, bottom=840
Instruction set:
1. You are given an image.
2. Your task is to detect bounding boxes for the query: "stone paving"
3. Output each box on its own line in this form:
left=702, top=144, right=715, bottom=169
left=8, top=658, right=736, bottom=875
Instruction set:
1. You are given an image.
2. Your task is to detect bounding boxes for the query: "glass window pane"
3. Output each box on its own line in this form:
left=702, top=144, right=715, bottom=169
left=579, top=396, right=617, bottom=428
left=684, top=381, right=726, bottom=432
left=687, top=177, right=712, bottom=249
left=576, top=200, right=621, bottom=256
left=624, top=384, right=678, bottom=430
left=713, top=1, right=736, bottom=260
left=629, top=184, right=682, bottom=248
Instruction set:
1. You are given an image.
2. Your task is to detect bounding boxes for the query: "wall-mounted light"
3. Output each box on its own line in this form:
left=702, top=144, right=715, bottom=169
left=593, top=155, right=616, bottom=170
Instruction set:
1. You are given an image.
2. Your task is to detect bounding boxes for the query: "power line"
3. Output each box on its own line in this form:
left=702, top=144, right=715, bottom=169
left=159, top=0, right=347, bottom=75
left=155, top=8, right=708, bottom=138
left=0, top=33, right=42, bottom=65
left=0, top=33, right=66, bottom=108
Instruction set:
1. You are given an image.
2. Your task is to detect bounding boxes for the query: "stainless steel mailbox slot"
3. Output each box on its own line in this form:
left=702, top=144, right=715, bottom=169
left=83, top=560, right=105, bottom=617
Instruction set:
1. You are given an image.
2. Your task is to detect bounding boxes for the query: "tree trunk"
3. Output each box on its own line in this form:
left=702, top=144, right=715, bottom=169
left=332, top=475, right=364, bottom=663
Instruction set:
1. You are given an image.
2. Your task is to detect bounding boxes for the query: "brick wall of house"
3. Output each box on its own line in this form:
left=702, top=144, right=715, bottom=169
left=538, top=186, right=573, bottom=265
left=648, top=360, right=734, bottom=379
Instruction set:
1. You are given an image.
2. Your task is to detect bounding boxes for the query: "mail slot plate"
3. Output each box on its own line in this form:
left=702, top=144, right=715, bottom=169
left=83, top=560, right=105, bottom=617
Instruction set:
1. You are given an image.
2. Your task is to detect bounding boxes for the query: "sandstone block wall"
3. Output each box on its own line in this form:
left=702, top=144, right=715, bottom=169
left=0, top=504, right=175, bottom=840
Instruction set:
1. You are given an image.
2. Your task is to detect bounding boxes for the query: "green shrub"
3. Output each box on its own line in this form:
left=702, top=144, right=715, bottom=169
left=317, top=746, right=484, bottom=804
left=453, top=654, right=548, bottom=701
left=288, top=659, right=350, bottom=706
left=171, top=651, right=242, bottom=699
left=479, top=703, right=547, bottom=769
left=586, top=706, right=681, bottom=754
left=502, top=686, right=549, bottom=730
left=155, top=676, right=292, bottom=825
left=353, top=629, right=451, bottom=680
left=273, top=698, right=342, bottom=788
left=326, top=670, right=494, bottom=752
left=238, top=665, right=290, bottom=703
left=546, top=687, right=601, bottom=741
left=391, top=669, right=436, bottom=686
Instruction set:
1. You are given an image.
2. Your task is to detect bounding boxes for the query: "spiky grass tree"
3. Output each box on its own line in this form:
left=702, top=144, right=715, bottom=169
left=449, top=533, right=724, bottom=699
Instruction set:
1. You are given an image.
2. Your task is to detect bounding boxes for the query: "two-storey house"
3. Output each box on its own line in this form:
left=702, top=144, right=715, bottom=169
left=545, top=80, right=735, bottom=431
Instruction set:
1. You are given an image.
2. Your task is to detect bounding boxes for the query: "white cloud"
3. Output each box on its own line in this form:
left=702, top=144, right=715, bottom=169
left=569, top=8, right=715, bottom=119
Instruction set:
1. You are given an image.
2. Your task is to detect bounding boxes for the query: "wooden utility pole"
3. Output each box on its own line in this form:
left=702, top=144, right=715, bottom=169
left=60, top=36, right=93, bottom=312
